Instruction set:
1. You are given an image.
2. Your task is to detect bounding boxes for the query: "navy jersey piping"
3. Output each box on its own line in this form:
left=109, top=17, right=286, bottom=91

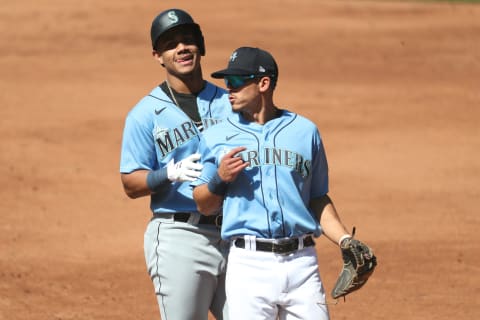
left=205, top=86, right=220, bottom=118
left=150, top=85, right=221, bottom=120
left=148, top=94, right=176, bottom=106
left=272, top=113, right=298, bottom=237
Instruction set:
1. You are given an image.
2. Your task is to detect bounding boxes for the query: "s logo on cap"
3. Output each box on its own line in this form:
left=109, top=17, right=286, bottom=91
left=167, top=11, right=179, bottom=24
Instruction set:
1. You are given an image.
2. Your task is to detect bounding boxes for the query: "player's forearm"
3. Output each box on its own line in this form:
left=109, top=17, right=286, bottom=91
left=192, top=184, right=224, bottom=215
left=320, top=207, right=350, bottom=245
left=121, top=170, right=153, bottom=199
left=311, top=195, right=350, bottom=245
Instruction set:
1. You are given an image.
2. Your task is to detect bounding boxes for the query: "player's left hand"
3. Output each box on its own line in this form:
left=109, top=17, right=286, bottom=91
left=167, top=153, right=204, bottom=182
left=331, top=231, right=377, bottom=299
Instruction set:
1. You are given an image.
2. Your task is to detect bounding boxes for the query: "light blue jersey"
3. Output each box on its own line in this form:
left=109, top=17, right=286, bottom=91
left=120, top=82, right=232, bottom=213
left=192, top=110, right=329, bottom=239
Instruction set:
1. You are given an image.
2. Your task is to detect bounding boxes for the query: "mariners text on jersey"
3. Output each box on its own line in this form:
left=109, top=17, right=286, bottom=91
left=239, top=147, right=312, bottom=178
left=154, top=118, right=223, bottom=158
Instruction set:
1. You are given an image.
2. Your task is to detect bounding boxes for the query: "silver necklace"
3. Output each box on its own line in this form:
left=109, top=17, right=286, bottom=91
left=166, top=80, right=181, bottom=108
left=166, top=80, right=203, bottom=131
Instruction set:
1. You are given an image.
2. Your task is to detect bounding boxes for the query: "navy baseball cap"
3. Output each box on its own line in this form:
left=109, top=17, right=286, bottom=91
left=211, top=47, right=278, bottom=78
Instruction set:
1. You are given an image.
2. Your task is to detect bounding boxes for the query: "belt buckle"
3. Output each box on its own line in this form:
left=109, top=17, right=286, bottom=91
left=272, top=239, right=298, bottom=255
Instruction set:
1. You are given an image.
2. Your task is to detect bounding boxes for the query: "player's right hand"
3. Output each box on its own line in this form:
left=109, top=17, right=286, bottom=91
left=218, top=147, right=249, bottom=182
left=167, top=153, right=204, bottom=182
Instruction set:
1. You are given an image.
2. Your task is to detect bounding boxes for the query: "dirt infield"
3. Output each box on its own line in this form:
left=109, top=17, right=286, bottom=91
left=1, top=0, right=479, bottom=319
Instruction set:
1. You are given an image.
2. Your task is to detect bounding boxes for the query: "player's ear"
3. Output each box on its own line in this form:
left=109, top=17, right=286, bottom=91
left=258, top=76, right=271, bottom=92
left=152, top=50, right=165, bottom=67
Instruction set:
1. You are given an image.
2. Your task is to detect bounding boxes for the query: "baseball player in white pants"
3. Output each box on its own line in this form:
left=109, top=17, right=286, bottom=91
left=191, top=47, right=353, bottom=319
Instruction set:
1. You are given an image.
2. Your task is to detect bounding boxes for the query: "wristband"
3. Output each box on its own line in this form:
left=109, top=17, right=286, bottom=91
left=146, top=168, right=169, bottom=192
left=338, top=234, right=352, bottom=247
left=207, top=172, right=228, bottom=196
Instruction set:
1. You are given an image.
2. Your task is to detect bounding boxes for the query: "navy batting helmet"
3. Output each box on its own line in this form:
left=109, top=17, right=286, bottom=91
left=150, top=9, right=205, bottom=55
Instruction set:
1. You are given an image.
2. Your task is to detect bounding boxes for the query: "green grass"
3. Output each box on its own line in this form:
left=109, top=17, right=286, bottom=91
left=420, top=0, right=480, bottom=2
left=376, top=0, right=480, bottom=3
left=429, top=0, right=480, bottom=3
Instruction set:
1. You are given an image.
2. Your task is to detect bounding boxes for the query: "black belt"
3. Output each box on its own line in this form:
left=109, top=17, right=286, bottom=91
left=234, top=235, right=315, bottom=255
left=153, top=212, right=222, bottom=227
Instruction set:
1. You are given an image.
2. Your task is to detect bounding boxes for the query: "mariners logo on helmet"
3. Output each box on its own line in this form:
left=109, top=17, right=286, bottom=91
left=167, top=11, right=179, bottom=24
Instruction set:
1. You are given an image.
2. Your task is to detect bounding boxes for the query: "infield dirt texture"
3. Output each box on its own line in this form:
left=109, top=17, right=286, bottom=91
left=1, top=0, right=479, bottom=319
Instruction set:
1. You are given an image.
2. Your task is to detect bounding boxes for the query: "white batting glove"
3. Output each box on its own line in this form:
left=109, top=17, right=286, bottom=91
left=167, top=153, right=203, bottom=182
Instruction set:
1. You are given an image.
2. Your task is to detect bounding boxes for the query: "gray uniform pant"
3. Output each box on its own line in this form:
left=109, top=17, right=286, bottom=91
left=144, top=215, right=229, bottom=320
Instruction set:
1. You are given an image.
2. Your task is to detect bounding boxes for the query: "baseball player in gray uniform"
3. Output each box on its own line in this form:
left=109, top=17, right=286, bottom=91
left=119, top=9, right=232, bottom=320
left=191, top=47, right=354, bottom=319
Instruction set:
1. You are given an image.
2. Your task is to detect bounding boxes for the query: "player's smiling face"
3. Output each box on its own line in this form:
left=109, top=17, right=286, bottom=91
left=153, top=27, right=201, bottom=76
